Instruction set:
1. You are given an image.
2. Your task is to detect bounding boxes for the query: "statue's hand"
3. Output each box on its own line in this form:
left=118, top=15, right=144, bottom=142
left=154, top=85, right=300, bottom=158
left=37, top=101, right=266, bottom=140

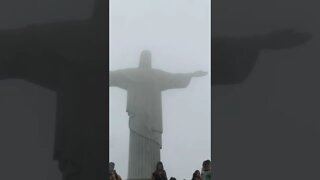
left=192, top=70, right=208, bottom=77
left=262, top=29, right=312, bottom=50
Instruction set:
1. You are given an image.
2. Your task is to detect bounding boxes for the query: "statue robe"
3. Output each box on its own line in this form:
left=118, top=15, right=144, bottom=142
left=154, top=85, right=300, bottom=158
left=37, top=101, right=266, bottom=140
left=110, top=68, right=192, bottom=179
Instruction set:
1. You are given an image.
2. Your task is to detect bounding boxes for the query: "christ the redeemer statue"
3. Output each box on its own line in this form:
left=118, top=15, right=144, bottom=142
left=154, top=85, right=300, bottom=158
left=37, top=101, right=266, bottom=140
left=109, top=50, right=207, bottom=179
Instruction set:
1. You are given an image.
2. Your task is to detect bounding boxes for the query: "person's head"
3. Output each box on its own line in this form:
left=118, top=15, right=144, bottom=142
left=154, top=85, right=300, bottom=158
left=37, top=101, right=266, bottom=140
left=202, top=160, right=211, bottom=171
left=193, top=170, right=201, bottom=178
left=196, top=170, right=201, bottom=177
left=156, top=161, right=164, bottom=171
left=169, top=177, right=176, bottom=180
left=139, top=49, right=152, bottom=69
left=109, top=162, right=115, bottom=172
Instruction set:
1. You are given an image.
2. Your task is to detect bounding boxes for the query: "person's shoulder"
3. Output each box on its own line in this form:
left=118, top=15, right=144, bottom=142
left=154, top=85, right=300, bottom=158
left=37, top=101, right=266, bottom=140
left=117, top=175, right=122, bottom=180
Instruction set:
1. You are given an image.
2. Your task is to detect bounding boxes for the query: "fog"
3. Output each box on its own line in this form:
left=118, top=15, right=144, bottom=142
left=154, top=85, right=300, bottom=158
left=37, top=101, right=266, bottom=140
left=109, top=0, right=211, bottom=179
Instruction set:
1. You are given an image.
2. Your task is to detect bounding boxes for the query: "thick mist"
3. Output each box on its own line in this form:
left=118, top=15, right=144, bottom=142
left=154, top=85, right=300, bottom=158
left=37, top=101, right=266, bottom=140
left=109, top=0, right=211, bottom=179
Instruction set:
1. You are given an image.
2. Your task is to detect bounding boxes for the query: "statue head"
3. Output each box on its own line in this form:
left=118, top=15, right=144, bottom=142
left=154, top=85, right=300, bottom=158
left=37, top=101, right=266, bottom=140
left=139, top=49, right=152, bottom=69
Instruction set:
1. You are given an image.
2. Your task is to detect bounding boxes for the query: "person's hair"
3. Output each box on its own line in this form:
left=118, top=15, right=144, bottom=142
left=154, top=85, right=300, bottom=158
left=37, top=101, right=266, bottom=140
left=109, top=162, right=115, bottom=172
left=202, top=160, right=211, bottom=167
left=193, top=170, right=200, bottom=178
left=169, top=177, right=176, bottom=180
left=156, top=161, right=164, bottom=171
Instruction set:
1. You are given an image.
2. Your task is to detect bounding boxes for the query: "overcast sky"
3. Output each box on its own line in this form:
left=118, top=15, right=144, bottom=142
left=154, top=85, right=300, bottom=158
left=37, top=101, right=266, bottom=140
left=109, top=0, right=211, bottom=179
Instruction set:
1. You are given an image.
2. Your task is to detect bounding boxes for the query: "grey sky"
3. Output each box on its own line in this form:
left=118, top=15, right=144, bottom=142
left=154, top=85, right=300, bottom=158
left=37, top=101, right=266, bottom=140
left=109, top=0, right=211, bottom=179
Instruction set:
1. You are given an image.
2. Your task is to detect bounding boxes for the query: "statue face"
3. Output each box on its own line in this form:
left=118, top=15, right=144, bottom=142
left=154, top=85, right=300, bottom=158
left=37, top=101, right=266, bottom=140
left=139, top=50, right=152, bottom=68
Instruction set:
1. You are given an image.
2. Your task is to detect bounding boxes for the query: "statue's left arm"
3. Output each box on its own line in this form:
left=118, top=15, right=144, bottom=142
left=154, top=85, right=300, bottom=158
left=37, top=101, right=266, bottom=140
left=158, top=70, right=207, bottom=91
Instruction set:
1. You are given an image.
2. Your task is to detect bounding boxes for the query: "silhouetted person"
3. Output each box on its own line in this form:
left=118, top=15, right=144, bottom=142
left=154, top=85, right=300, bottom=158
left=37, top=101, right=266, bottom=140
left=109, top=172, right=121, bottom=180
left=109, top=162, right=122, bottom=180
left=152, top=161, right=168, bottom=180
left=109, top=162, right=115, bottom=175
left=201, top=160, right=211, bottom=180
left=192, top=170, right=201, bottom=180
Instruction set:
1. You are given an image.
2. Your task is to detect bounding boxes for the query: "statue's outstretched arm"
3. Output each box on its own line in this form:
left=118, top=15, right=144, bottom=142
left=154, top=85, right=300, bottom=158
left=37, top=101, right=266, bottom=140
left=190, top=70, right=208, bottom=78
left=0, top=27, right=63, bottom=90
left=212, top=29, right=312, bottom=86
left=109, top=70, right=120, bottom=87
left=258, top=29, right=312, bottom=50
left=157, top=70, right=207, bottom=91
left=109, top=70, right=130, bottom=90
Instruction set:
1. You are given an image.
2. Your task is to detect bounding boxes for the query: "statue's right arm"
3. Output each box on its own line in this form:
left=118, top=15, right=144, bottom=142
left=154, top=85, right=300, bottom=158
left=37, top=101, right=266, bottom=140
left=109, top=69, right=130, bottom=90
left=190, top=70, right=208, bottom=78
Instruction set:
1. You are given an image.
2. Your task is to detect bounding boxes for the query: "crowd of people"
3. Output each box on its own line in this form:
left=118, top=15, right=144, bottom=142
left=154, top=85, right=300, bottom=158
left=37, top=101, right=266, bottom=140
left=108, top=160, right=212, bottom=180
